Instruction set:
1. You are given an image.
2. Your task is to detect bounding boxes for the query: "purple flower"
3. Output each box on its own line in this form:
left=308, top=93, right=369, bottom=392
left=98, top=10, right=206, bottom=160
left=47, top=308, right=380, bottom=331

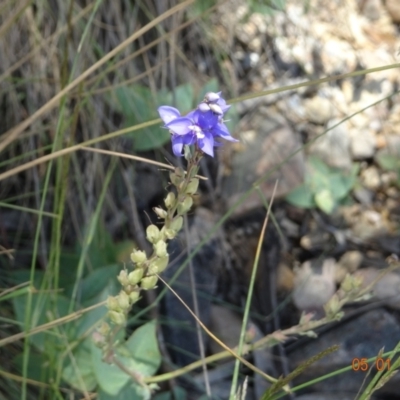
left=157, top=96, right=237, bottom=157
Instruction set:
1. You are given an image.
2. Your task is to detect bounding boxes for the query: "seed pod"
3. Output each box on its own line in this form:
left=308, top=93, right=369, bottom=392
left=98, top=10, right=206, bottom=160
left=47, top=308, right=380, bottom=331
left=146, top=224, right=160, bottom=243
left=148, top=256, right=169, bottom=274
left=130, top=250, right=147, bottom=264
left=128, top=268, right=144, bottom=285
left=117, top=270, right=129, bottom=287
left=163, top=228, right=176, bottom=240
left=106, top=296, right=120, bottom=311
left=109, top=310, right=126, bottom=325
left=154, top=240, right=167, bottom=258
left=170, top=216, right=183, bottom=232
left=177, top=196, right=193, bottom=214
left=117, top=291, right=130, bottom=310
left=141, top=275, right=158, bottom=290
left=164, top=192, right=176, bottom=209
left=153, top=207, right=168, bottom=219
left=129, top=291, right=140, bottom=304
left=186, top=178, right=199, bottom=195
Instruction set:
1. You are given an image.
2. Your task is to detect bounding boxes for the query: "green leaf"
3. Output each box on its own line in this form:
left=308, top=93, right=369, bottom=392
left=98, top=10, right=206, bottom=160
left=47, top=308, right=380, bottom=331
left=125, top=320, right=161, bottom=377
left=315, top=189, right=335, bottom=214
left=285, top=184, right=314, bottom=208
left=115, top=86, right=170, bottom=152
left=13, top=352, right=49, bottom=383
left=12, top=292, right=73, bottom=351
left=91, top=339, right=131, bottom=395
left=62, top=339, right=97, bottom=392
left=174, top=83, right=194, bottom=114
left=91, top=321, right=161, bottom=396
left=64, top=264, right=120, bottom=304
left=308, top=157, right=330, bottom=192
left=376, top=153, right=400, bottom=171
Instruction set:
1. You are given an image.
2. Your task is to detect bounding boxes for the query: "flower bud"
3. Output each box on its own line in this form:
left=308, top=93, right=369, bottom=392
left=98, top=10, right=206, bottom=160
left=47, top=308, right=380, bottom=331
left=164, top=192, right=176, bottom=209
left=107, top=295, right=120, bottom=311
left=128, top=268, right=144, bottom=285
left=146, top=224, right=160, bottom=243
left=141, top=275, right=158, bottom=290
left=154, top=240, right=167, bottom=258
left=198, top=102, right=211, bottom=112
left=109, top=310, right=126, bottom=325
left=170, top=216, right=183, bottom=232
left=117, top=270, right=129, bottom=287
left=177, top=196, right=193, bottom=214
left=186, top=178, right=199, bottom=195
left=117, top=290, right=130, bottom=310
left=209, top=103, right=223, bottom=115
left=204, top=92, right=220, bottom=102
left=130, top=249, right=147, bottom=264
left=129, top=291, right=140, bottom=303
left=153, top=207, right=168, bottom=219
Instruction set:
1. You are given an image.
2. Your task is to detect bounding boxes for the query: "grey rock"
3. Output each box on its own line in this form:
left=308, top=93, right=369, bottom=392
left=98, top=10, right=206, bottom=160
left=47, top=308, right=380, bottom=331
left=349, top=128, right=376, bottom=159
left=309, top=119, right=352, bottom=170
left=304, top=96, right=334, bottom=125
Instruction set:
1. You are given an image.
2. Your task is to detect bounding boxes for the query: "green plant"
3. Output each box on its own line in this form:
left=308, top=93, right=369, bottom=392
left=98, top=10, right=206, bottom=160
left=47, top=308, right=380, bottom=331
left=285, top=156, right=359, bottom=214
left=376, top=144, right=400, bottom=187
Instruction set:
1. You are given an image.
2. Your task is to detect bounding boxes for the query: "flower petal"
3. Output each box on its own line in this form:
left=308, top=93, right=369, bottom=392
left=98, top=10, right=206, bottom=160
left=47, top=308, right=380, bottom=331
left=213, top=123, right=239, bottom=142
left=198, top=131, right=214, bottom=157
left=197, top=110, right=218, bottom=130
left=171, top=135, right=184, bottom=156
left=166, top=117, right=192, bottom=135
left=216, top=97, right=231, bottom=114
left=158, top=106, right=181, bottom=124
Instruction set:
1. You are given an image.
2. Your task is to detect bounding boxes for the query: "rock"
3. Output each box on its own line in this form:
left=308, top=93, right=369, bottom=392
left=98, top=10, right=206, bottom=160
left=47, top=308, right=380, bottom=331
left=354, top=209, right=388, bottom=240
left=360, top=166, right=381, bottom=190
left=359, top=0, right=387, bottom=21
left=335, top=251, right=363, bottom=283
left=348, top=128, right=376, bottom=159
left=352, top=186, right=374, bottom=206
left=319, top=39, right=358, bottom=75
left=309, top=119, right=352, bottom=170
left=354, top=267, right=400, bottom=310
left=293, top=258, right=336, bottom=313
left=304, top=95, right=334, bottom=124
left=209, top=305, right=242, bottom=355
left=222, top=114, right=305, bottom=215
left=385, top=0, right=400, bottom=23
left=300, top=230, right=331, bottom=251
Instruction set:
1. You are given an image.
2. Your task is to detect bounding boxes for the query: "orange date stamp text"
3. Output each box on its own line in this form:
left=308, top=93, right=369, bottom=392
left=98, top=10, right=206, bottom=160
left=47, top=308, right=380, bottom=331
left=351, top=358, right=391, bottom=372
